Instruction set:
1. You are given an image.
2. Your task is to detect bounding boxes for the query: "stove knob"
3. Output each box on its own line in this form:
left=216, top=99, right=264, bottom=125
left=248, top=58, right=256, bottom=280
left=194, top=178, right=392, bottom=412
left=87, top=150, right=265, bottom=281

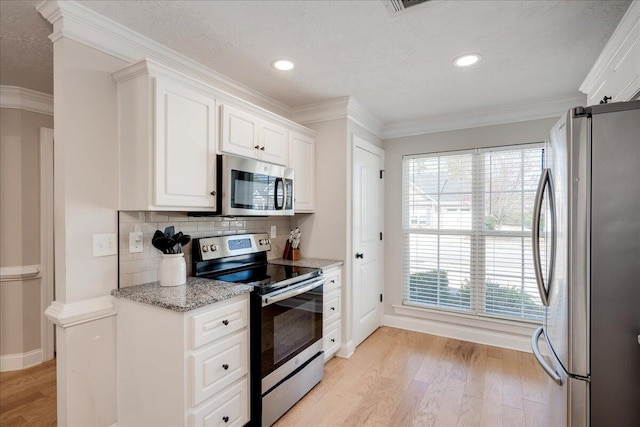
left=201, top=245, right=208, bottom=252
left=209, top=244, right=218, bottom=252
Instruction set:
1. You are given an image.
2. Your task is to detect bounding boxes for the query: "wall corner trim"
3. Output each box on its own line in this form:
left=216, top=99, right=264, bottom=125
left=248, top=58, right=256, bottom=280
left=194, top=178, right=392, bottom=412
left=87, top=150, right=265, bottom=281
left=45, top=296, right=117, bottom=328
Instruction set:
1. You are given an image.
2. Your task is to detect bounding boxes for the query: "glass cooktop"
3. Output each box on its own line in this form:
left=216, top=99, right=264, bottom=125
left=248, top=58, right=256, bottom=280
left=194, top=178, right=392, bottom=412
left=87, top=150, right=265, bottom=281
left=206, top=263, right=319, bottom=295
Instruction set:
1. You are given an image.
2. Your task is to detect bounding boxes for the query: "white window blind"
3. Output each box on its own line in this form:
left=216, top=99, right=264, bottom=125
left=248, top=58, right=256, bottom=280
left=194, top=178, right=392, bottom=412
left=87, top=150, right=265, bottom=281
left=402, top=143, right=545, bottom=321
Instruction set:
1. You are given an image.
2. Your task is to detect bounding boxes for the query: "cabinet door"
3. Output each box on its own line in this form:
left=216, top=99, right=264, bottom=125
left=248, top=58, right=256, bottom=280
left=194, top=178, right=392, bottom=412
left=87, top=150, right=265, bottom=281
left=259, top=120, right=288, bottom=166
left=289, top=132, right=315, bottom=212
left=220, top=104, right=259, bottom=158
left=155, top=79, right=217, bottom=208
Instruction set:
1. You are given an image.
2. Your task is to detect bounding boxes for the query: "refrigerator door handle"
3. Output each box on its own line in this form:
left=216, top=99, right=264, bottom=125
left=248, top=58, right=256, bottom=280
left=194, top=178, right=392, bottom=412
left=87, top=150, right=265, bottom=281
left=532, top=326, right=563, bottom=385
left=532, top=167, right=556, bottom=306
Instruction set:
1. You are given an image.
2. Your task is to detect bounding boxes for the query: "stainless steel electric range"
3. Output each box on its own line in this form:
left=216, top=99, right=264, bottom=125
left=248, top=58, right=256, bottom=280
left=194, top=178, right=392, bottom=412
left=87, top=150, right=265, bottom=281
left=192, top=233, right=325, bottom=427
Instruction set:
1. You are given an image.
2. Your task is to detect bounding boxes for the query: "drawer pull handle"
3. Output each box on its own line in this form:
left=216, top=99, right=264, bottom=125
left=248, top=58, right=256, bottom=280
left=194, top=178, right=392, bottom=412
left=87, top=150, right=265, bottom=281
left=223, top=416, right=229, bottom=423
left=222, top=363, right=229, bottom=370
left=331, top=307, right=336, bottom=311
left=222, top=319, right=229, bottom=326
left=331, top=338, right=335, bottom=343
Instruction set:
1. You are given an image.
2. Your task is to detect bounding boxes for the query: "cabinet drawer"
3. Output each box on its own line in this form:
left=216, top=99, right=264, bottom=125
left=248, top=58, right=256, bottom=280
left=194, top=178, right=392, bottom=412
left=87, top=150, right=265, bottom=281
left=191, top=330, right=248, bottom=405
left=190, top=378, right=249, bottom=427
left=191, top=298, right=248, bottom=349
left=323, top=270, right=341, bottom=292
left=323, top=289, right=341, bottom=325
left=323, top=321, right=341, bottom=360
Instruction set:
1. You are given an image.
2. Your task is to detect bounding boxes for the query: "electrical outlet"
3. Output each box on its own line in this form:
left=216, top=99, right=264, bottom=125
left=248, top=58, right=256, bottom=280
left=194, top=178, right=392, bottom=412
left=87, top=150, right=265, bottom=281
left=92, top=233, right=117, bottom=257
left=129, top=231, right=143, bottom=253
left=270, top=225, right=277, bottom=238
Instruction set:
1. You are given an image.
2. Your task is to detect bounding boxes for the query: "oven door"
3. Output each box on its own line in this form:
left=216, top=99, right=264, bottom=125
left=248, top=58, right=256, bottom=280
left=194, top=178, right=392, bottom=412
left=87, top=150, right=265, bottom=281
left=222, top=155, right=287, bottom=216
left=260, top=277, right=324, bottom=381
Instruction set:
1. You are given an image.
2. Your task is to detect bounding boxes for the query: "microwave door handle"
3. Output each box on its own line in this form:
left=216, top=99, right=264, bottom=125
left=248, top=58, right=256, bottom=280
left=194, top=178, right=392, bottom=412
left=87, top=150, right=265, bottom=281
left=274, top=178, right=283, bottom=210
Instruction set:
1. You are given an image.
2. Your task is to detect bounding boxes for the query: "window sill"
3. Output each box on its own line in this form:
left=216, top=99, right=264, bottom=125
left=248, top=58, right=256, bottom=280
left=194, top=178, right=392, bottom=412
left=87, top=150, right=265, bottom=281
left=386, top=303, right=541, bottom=352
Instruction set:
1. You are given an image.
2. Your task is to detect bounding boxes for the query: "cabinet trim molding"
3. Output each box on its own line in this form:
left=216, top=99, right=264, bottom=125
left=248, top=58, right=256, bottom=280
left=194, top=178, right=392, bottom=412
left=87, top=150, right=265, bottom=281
left=36, top=0, right=290, bottom=117
left=580, top=1, right=640, bottom=95
left=45, top=296, right=117, bottom=328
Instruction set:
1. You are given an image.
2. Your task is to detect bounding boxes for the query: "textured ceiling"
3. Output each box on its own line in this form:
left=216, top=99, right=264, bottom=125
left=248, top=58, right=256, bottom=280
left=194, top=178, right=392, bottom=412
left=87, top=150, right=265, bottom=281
left=0, top=1, right=53, bottom=94
left=0, top=1, right=632, bottom=125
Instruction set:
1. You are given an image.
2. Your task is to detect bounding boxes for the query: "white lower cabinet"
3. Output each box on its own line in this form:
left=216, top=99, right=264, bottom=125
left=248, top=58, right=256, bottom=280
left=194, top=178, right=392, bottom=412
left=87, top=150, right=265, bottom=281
left=322, top=266, right=342, bottom=361
left=116, top=294, right=250, bottom=427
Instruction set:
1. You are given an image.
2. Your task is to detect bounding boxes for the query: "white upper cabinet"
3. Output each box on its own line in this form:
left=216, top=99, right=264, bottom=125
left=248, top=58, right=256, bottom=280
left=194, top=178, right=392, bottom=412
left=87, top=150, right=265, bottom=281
left=114, top=60, right=218, bottom=211
left=582, top=2, right=640, bottom=105
left=289, top=131, right=315, bottom=212
left=220, top=103, right=288, bottom=166
left=259, top=120, right=289, bottom=165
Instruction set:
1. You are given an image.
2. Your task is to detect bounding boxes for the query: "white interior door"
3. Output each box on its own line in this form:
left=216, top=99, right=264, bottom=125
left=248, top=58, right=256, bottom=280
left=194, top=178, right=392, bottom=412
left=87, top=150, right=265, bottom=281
left=352, top=136, right=384, bottom=347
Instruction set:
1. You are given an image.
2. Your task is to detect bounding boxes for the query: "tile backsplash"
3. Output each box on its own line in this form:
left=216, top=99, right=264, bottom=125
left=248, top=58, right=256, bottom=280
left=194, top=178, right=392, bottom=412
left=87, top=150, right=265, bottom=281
left=118, top=211, right=292, bottom=288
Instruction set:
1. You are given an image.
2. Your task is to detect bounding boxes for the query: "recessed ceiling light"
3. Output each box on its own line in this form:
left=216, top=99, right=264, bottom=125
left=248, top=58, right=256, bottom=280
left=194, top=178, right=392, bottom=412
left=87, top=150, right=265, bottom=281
left=453, top=54, right=481, bottom=67
left=272, top=60, right=294, bottom=71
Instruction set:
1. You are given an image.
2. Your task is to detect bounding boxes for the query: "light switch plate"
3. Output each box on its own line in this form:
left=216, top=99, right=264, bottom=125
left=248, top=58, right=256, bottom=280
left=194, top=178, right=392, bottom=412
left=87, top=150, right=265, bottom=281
left=129, top=231, right=143, bottom=253
left=92, top=233, right=117, bottom=257
left=270, top=225, right=277, bottom=238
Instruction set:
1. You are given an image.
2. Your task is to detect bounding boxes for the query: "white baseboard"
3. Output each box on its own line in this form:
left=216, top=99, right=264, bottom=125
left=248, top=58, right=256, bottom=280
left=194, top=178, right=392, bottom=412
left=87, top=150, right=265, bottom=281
left=382, top=313, right=534, bottom=353
left=0, top=349, right=44, bottom=372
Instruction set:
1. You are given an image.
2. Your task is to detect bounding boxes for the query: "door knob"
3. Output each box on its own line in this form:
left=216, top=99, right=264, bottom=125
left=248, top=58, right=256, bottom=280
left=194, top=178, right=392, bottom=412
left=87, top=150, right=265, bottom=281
left=355, top=253, right=364, bottom=259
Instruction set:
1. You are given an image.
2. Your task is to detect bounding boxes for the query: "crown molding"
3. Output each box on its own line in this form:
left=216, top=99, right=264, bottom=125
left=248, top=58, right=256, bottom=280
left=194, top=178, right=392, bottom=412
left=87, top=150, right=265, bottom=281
left=580, top=0, right=640, bottom=95
left=290, top=97, right=351, bottom=124
left=0, top=86, right=54, bottom=116
left=383, top=93, right=586, bottom=139
left=346, top=97, right=385, bottom=138
left=290, top=96, right=385, bottom=138
left=35, top=0, right=291, bottom=118
left=44, top=295, right=117, bottom=328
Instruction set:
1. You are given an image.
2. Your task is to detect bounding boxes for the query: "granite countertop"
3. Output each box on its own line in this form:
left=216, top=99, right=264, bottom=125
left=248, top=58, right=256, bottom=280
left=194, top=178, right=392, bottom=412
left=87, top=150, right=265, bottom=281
left=269, top=258, right=343, bottom=270
left=111, top=277, right=253, bottom=312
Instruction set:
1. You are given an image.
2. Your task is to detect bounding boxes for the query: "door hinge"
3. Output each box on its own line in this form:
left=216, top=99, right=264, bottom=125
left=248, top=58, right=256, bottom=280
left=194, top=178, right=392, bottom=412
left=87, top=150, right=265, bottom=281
left=379, top=170, right=384, bottom=179
left=380, top=293, right=383, bottom=303
left=380, top=232, right=383, bottom=241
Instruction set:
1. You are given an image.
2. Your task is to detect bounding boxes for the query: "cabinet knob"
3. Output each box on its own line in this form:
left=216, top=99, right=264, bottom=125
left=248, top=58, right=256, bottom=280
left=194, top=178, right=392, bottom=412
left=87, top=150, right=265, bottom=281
left=331, top=307, right=335, bottom=311
left=330, top=338, right=335, bottom=343
left=222, top=363, right=229, bottom=370
left=254, top=145, right=260, bottom=150
left=222, top=416, right=229, bottom=423
left=222, top=319, right=229, bottom=326
left=600, top=95, right=612, bottom=104
left=260, top=146, right=265, bottom=151
left=210, top=191, right=216, bottom=196
left=330, top=279, right=335, bottom=284
left=355, top=253, right=364, bottom=259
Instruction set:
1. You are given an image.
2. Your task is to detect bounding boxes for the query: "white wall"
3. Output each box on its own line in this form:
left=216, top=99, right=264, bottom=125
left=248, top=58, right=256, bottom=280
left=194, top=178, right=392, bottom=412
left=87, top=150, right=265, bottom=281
left=382, top=117, right=558, bottom=350
left=0, top=107, right=53, bottom=366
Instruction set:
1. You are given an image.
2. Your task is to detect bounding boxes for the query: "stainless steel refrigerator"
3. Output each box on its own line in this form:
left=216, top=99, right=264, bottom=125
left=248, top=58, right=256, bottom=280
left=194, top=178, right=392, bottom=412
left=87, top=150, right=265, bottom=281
left=531, top=100, right=640, bottom=426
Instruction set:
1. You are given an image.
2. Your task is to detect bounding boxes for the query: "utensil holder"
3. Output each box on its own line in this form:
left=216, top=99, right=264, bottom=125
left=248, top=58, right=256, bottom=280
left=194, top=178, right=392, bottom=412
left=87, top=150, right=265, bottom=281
left=159, top=253, right=186, bottom=287
left=290, top=248, right=301, bottom=261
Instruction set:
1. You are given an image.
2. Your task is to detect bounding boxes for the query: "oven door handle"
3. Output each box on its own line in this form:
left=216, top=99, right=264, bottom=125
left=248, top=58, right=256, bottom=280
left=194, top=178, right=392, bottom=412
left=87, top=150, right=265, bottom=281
left=262, top=277, right=326, bottom=307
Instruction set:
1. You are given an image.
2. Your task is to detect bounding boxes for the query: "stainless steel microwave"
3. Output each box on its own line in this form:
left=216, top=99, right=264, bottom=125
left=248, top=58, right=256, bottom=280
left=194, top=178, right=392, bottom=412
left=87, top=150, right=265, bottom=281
left=220, top=155, right=294, bottom=216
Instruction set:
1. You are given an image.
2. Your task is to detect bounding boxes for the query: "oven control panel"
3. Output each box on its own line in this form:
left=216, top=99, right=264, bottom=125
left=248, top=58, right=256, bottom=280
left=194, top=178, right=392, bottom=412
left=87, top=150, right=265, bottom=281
left=195, top=233, right=271, bottom=261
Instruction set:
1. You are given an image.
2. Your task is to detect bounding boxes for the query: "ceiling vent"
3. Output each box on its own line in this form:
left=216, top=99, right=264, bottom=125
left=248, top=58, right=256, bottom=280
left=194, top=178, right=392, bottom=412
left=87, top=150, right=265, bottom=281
left=384, top=0, right=433, bottom=15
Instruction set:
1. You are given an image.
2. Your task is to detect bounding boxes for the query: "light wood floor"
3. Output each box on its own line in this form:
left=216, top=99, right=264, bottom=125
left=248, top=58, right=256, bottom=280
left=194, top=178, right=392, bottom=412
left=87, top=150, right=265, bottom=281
left=275, top=327, right=549, bottom=427
left=0, top=359, right=57, bottom=426
left=0, top=328, right=548, bottom=427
